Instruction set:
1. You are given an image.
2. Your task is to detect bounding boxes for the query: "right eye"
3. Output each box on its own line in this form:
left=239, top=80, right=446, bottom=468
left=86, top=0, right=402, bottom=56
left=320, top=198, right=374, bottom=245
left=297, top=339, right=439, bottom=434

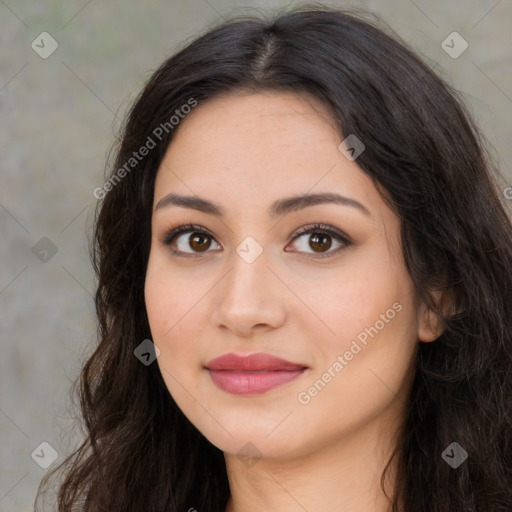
left=160, top=223, right=222, bottom=257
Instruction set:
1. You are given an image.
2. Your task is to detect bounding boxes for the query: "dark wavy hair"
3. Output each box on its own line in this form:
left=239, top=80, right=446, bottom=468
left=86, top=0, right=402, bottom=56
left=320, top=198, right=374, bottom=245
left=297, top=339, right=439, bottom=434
left=35, top=5, right=512, bottom=512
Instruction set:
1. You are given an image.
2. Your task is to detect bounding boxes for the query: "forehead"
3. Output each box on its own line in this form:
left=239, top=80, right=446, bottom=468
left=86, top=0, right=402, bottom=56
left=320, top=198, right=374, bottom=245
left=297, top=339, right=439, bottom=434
left=152, top=91, right=385, bottom=225
left=168, top=91, right=335, bottom=151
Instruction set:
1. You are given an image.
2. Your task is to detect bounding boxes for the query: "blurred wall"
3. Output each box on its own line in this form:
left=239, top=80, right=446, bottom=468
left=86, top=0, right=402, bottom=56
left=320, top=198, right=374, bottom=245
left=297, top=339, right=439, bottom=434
left=1, top=1, right=511, bottom=510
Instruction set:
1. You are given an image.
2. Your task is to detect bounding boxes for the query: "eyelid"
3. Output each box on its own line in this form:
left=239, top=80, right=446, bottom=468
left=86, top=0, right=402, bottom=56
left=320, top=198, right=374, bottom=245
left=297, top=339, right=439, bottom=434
left=291, top=223, right=352, bottom=244
left=287, top=223, right=352, bottom=258
left=159, top=222, right=352, bottom=257
left=158, top=223, right=220, bottom=258
left=158, top=223, right=213, bottom=246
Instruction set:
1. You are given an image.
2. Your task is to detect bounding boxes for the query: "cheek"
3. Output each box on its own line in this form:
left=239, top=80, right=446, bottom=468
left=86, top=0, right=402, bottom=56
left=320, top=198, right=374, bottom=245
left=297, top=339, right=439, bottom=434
left=294, top=240, right=419, bottom=405
left=144, top=255, right=207, bottom=385
left=300, top=245, right=410, bottom=349
left=144, top=251, right=208, bottom=340
left=145, top=265, right=205, bottom=413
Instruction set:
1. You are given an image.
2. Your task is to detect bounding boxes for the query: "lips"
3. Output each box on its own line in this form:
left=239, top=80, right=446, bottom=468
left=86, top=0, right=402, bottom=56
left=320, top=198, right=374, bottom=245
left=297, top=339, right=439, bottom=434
left=204, top=353, right=309, bottom=395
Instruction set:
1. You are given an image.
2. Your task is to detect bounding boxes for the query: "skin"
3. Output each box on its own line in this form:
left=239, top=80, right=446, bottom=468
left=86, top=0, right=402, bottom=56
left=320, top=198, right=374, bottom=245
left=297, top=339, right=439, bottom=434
left=144, top=91, right=444, bottom=512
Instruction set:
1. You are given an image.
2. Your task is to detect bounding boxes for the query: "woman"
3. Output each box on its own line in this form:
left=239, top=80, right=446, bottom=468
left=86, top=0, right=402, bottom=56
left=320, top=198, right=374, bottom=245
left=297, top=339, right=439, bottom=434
left=35, top=5, right=512, bottom=511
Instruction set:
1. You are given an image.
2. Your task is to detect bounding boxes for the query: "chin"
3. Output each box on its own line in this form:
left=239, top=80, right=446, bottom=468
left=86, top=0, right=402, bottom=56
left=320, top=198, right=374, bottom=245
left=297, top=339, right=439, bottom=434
left=194, top=411, right=307, bottom=461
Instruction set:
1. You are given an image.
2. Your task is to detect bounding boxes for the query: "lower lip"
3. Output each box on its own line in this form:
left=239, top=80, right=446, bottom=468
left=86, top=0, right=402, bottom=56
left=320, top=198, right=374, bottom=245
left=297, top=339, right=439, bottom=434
left=207, top=368, right=307, bottom=395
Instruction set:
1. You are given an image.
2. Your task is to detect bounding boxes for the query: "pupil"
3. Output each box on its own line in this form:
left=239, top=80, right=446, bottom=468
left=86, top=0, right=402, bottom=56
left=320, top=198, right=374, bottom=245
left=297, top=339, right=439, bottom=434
left=310, top=233, right=331, bottom=252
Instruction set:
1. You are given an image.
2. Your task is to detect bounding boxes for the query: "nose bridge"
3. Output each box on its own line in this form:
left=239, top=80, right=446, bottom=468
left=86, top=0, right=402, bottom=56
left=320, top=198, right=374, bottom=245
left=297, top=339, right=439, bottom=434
left=211, top=235, right=287, bottom=334
left=226, top=236, right=271, bottom=300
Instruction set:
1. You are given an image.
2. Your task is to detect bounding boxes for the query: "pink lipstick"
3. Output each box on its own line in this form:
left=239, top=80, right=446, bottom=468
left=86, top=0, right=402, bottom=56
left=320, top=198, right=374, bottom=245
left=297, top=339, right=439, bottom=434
left=204, top=353, right=308, bottom=395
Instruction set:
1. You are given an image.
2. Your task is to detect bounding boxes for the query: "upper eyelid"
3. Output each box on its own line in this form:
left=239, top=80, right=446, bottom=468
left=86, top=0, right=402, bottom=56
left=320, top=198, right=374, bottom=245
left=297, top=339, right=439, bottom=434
left=293, top=224, right=350, bottom=240
left=164, top=223, right=348, bottom=241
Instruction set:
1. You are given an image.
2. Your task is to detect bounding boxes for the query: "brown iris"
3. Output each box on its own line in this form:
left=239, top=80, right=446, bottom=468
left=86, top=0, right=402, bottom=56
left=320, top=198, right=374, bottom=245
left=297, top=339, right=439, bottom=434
left=189, top=233, right=211, bottom=252
left=309, top=233, right=332, bottom=252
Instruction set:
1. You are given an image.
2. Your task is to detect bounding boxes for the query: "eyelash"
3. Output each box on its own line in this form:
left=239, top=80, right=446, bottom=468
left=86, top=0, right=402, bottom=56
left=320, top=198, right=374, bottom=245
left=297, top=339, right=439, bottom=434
left=159, top=222, right=352, bottom=259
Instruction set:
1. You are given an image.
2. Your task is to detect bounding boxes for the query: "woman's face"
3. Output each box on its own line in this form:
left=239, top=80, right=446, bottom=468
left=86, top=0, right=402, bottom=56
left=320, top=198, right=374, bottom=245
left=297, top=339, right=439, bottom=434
left=144, top=91, right=438, bottom=461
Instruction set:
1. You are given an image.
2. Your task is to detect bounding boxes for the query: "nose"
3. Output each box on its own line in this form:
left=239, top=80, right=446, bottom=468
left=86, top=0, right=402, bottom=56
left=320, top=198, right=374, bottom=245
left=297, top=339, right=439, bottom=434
left=210, top=245, right=287, bottom=337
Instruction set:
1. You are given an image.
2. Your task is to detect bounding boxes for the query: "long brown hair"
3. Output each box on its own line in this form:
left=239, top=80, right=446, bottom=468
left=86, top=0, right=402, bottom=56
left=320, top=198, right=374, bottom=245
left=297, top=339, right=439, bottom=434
left=35, top=5, right=512, bottom=511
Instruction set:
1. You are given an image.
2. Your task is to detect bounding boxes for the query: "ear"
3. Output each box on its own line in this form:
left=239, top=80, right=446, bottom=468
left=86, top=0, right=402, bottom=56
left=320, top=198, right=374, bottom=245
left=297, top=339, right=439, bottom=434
left=417, top=289, right=450, bottom=343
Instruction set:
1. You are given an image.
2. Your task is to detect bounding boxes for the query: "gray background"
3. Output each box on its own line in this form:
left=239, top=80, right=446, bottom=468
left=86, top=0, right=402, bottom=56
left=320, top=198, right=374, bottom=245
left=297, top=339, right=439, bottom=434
left=1, top=1, right=511, bottom=510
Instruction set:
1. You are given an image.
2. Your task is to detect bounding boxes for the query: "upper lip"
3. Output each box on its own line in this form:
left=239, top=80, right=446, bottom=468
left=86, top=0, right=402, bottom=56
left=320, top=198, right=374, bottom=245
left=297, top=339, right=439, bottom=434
left=205, top=352, right=308, bottom=371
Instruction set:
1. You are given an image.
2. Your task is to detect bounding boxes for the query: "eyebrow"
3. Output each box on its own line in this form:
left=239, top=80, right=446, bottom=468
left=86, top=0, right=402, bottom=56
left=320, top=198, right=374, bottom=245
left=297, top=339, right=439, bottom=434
left=154, top=191, right=372, bottom=218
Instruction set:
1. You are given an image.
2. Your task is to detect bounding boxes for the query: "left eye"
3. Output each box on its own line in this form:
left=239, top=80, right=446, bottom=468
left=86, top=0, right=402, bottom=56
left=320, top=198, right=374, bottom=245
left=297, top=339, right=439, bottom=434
left=287, top=226, right=350, bottom=256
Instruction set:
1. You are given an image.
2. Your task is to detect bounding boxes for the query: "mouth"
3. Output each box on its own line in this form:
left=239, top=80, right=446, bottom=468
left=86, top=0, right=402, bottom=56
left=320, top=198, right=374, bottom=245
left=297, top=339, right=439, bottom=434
left=204, top=352, right=309, bottom=395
